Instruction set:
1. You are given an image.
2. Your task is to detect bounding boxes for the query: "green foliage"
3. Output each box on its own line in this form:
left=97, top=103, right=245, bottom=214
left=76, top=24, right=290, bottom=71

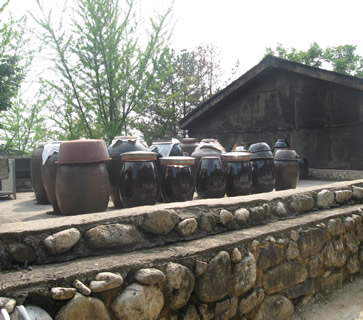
left=34, top=0, right=173, bottom=144
left=265, top=43, right=363, bottom=77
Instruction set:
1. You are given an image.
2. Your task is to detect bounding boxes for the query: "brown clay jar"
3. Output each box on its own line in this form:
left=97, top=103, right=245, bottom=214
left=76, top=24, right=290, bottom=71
left=120, top=151, right=159, bottom=208
left=30, top=143, right=50, bottom=204
left=160, top=156, right=195, bottom=203
left=222, top=152, right=253, bottom=197
left=107, top=136, right=148, bottom=208
left=274, top=149, right=300, bottom=190
left=196, top=156, right=226, bottom=199
left=180, top=138, right=199, bottom=156
left=56, top=139, right=110, bottom=215
left=41, top=142, right=61, bottom=214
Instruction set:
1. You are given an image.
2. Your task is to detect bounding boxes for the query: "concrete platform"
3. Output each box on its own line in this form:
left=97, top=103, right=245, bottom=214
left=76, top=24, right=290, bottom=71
left=0, top=180, right=336, bottom=224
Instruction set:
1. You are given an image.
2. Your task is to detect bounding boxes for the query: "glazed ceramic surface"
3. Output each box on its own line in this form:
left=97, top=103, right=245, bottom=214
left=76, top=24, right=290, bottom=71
left=196, top=156, right=226, bottom=199
left=30, top=144, right=49, bottom=204
left=274, top=149, right=300, bottom=190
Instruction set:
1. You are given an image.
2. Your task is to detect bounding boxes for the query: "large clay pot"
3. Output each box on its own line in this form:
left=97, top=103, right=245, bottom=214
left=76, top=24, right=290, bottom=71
left=41, top=142, right=61, bottom=214
left=160, top=156, right=195, bottom=203
left=248, top=142, right=275, bottom=194
left=56, top=139, right=110, bottom=215
left=274, top=149, right=300, bottom=190
left=222, top=152, right=253, bottom=197
left=180, top=138, right=199, bottom=156
left=196, top=156, right=226, bottom=199
left=120, top=151, right=159, bottom=208
left=30, top=143, right=50, bottom=204
left=107, top=136, right=148, bottom=208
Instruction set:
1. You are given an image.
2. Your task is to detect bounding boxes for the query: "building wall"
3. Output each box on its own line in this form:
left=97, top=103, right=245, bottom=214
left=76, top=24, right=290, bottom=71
left=187, top=69, right=363, bottom=169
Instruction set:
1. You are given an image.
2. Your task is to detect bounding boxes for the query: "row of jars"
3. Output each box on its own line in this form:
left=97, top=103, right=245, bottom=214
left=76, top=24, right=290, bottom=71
left=30, top=137, right=301, bottom=215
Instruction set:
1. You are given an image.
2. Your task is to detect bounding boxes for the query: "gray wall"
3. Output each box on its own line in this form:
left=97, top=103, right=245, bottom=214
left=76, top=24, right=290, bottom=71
left=188, top=69, right=363, bottom=170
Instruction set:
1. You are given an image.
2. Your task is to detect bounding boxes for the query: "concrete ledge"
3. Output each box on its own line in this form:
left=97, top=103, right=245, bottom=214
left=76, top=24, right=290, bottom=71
left=309, top=169, right=363, bottom=181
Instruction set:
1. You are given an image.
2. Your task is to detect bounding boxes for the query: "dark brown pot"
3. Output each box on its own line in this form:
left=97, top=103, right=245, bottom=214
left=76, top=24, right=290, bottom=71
left=222, top=152, right=253, bottom=196
left=160, top=156, right=195, bottom=203
left=180, top=138, right=199, bottom=156
left=107, top=136, right=148, bottom=208
left=120, top=151, right=159, bottom=208
left=274, top=149, right=300, bottom=190
left=30, top=144, right=50, bottom=204
left=56, top=163, right=109, bottom=215
left=196, top=156, right=226, bottom=199
left=248, top=142, right=275, bottom=194
left=42, top=152, right=61, bottom=214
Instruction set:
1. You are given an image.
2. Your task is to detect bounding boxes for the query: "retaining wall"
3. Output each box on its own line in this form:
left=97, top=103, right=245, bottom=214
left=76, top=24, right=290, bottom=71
left=1, top=180, right=363, bottom=319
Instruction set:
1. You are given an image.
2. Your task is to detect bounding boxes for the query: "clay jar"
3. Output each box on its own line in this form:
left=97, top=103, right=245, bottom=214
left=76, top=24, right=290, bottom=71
left=30, top=143, right=50, bottom=204
left=273, top=138, right=290, bottom=154
left=222, top=152, right=253, bottom=197
left=180, top=138, right=199, bottom=156
left=56, top=139, right=110, bottom=215
left=196, top=156, right=226, bottom=199
left=274, top=149, right=300, bottom=190
left=41, top=142, right=61, bottom=214
left=160, top=156, right=195, bottom=203
left=248, top=142, right=275, bottom=194
left=120, top=151, right=159, bottom=208
left=191, top=138, right=225, bottom=162
left=107, top=136, right=148, bottom=208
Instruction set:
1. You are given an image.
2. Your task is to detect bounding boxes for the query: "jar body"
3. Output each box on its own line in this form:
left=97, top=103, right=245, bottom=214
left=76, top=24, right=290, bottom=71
left=196, top=157, right=226, bottom=199
left=30, top=145, right=49, bottom=204
left=107, top=138, right=147, bottom=208
left=274, top=160, right=300, bottom=190
left=120, top=160, right=159, bottom=208
left=161, top=165, right=194, bottom=202
left=180, top=138, right=199, bottom=156
left=56, top=163, right=109, bottom=215
left=42, top=153, right=60, bottom=213
left=224, top=161, right=253, bottom=196
left=251, top=159, right=275, bottom=193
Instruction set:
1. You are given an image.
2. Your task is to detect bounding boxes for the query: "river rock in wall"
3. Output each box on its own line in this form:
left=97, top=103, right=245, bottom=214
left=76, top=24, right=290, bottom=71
left=56, top=293, right=111, bottom=320
left=194, top=251, right=231, bottom=303
left=165, top=262, right=195, bottom=311
left=111, top=283, right=164, bottom=320
left=254, top=295, right=294, bottom=320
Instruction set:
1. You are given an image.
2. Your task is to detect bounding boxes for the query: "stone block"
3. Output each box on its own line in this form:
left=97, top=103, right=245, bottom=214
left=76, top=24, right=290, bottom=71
left=44, top=228, right=81, bottom=255
left=321, top=273, right=343, bottom=295
left=134, top=268, right=166, bottom=286
left=8, top=242, right=36, bottom=263
left=308, top=255, right=324, bottom=278
left=230, top=252, right=256, bottom=296
left=285, top=241, right=300, bottom=261
left=317, top=189, right=334, bottom=209
left=326, top=218, right=344, bottom=236
left=258, top=245, right=284, bottom=270
left=254, top=295, right=294, bottom=320
left=288, top=194, right=314, bottom=214
left=219, top=209, right=233, bottom=225
left=286, top=279, right=313, bottom=299
left=142, top=209, right=179, bottom=235
left=177, top=218, right=198, bottom=237
left=297, top=228, right=327, bottom=259
left=322, top=238, right=346, bottom=268
left=238, top=288, right=264, bottom=316
left=234, top=208, right=250, bottom=226
left=335, top=190, right=352, bottom=203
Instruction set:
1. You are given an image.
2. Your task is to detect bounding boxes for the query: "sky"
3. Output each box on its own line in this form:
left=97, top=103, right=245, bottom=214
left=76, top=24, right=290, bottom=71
left=3, top=0, right=363, bottom=86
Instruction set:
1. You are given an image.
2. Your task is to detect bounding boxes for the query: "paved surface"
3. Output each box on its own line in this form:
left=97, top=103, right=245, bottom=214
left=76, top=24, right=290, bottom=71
left=0, top=180, right=336, bottom=224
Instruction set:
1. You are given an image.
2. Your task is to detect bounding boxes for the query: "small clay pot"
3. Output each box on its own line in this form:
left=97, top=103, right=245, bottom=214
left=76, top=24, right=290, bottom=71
left=222, top=152, right=253, bottom=196
left=274, top=149, right=300, bottom=190
left=107, top=136, right=148, bottom=208
left=180, top=138, right=199, bottom=156
left=30, top=143, right=50, bottom=204
left=42, top=142, right=62, bottom=214
left=56, top=139, right=110, bottom=215
left=196, top=156, right=226, bottom=199
left=120, top=151, right=159, bottom=208
left=160, top=156, right=195, bottom=202
left=248, top=142, right=275, bottom=194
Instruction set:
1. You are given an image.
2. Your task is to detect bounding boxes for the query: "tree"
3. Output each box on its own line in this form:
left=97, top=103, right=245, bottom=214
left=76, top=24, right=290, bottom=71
left=34, top=0, right=173, bottom=144
left=265, top=43, right=363, bottom=77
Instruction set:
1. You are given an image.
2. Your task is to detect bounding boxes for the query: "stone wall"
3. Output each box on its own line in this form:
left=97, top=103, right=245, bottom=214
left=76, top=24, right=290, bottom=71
left=1, top=180, right=363, bottom=319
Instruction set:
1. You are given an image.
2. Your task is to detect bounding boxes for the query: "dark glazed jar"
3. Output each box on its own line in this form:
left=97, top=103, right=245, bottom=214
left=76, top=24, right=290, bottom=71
left=196, top=156, right=226, bottom=199
left=56, top=139, right=110, bottom=215
left=248, top=142, right=275, bottom=194
left=42, top=142, right=61, bottom=213
left=160, top=156, right=195, bottom=203
left=222, top=152, right=253, bottom=197
left=120, top=151, right=159, bottom=208
left=180, top=138, right=199, bottom=156
left=30, top=143, right=50, bottom=204
left=273, top=138, right=290, bottom=154
left=107, top=136, right=148, bottom=208
left=274, top=149, right=300, bottom=190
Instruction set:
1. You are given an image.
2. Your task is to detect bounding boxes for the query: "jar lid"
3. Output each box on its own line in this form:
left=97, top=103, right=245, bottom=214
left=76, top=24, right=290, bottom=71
left=181, top=138, right=198, bottom=143
left=57, top=139, right=111, bottom=164
left=200, top=156, right=222, bottom=160
left=160, top=156, right=196, bottom=166
left=222, top=152, right=252, bottom=161
left=274, top=149, right=299, bottom=161
left=121, top=151, right=158, bottom=161
left=251, top=150, right=274, bottom=160
left=248, top=142, right=272, bottom=153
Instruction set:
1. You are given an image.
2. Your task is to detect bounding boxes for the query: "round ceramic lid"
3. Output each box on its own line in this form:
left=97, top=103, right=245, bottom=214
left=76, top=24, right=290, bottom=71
left=251, top=150, right=274, bottom=160
left=121, top=151, right=158, bottom=161
left=222, top=152, right=252, bottom=161
left=160, top=156, right=196, bottom=166
left=274, top=149, right=299, bottom=161
left=248, top=142, right=272, bottom=153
